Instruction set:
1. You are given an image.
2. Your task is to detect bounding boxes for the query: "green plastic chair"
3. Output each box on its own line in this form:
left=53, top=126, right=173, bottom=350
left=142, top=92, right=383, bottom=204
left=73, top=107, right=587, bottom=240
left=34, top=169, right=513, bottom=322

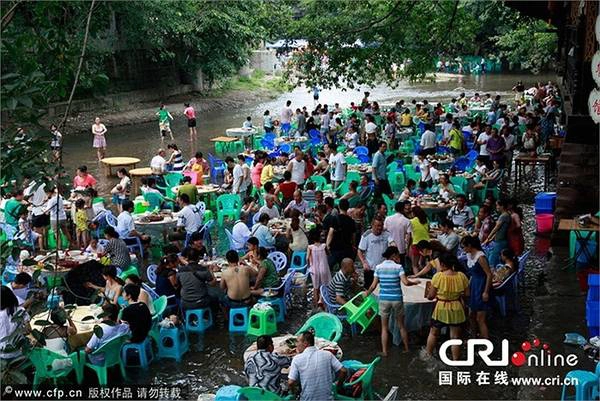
left=143, top=192, right=173, bottom=211
left=118, top=265, right=139, bottom=281
left=46, top=227, right=70, bottom=250
left=346, top=171, right=361, bottom=184
left=346, top=156, right=360, bottom=165
left=78, top=334, right=129, bottom=386
left=450, top=176, right=468, bottom=193
left=295, top=312, right=343, bottom=342
left=339, top=293, right=379, bottom=334
left=382, top=194, right=396, bottom=216
left=388, top=171, right=405, bottom=194
left=473, top=182, right=488, bottom=205
left=470, top=205, right=480, bottom=217
left=386, top=161, right=398, bottom=174
left=157, top=173, right=183, bottom=199
left=307, top=175, right=328, bottom=191
left=150, top=295, right=168, bottom=344
left=30, top=348, right=82, bottom=388
left=333, top=357, right=382, bottom=400
left=237, top=387, right=283, bottom=401
left=347, top=195, right=361, bottom=208
left=216, top=194, right=241, bottom=226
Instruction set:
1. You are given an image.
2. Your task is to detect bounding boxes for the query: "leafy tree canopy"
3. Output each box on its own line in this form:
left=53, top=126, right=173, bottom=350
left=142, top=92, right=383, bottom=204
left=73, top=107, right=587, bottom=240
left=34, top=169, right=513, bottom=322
left=284, top=0, right=557, bottom=88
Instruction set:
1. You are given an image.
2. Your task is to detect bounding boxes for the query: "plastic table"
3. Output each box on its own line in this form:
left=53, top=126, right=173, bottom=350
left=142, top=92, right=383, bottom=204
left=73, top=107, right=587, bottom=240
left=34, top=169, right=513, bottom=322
left=374, top=279, right=435, bottom=346
left=31, top=305, right=99, bottom=349
left=100, top=157, right=140, bottom=177
left=129, top=167, right=154, bottom=197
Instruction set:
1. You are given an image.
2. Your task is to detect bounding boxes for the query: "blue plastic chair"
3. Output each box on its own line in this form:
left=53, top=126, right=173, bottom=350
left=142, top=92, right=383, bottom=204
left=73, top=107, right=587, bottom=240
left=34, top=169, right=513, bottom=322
left=208, top=153, right=227, bottom=184
left=185, top=308, right=213, bottom=333
left=561, top=370, right=598, bottom=401
left=290, top=251, right=307, bottom=274
left=123, top=236, right=144, bottom=260
left=517, top=250, right=531, bottom=284
left=158, top=327, right=189, bottom=362
left=261, top=138, right=275, bottom=150
left=258, top=273, right=294, bottom=322
left=452, top=156, right=470, bottom=172
left=225, top=228, right=246, bottom=253
left=354, top=146, right=369, bottom=156
left=357, top=154, right=370, bottom=163
left=229, top=307, right=249, bottom=333
left=216, top=194, right=241, bottom=226
left=320, top=284, right=357, bottom=336
left=121, top=337, right=154, bottom=369
left=279, top=143, right=292, bottom=153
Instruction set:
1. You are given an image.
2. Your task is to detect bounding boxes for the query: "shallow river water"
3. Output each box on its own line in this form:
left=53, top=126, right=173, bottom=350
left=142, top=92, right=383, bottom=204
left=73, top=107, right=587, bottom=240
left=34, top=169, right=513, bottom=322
left=58, top=73, right=590, bottom=400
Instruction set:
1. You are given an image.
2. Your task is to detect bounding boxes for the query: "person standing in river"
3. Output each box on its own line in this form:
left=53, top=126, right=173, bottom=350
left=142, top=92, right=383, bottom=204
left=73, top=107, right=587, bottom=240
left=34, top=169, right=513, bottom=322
left=156, top=104, right=174, bottom=141
left=184, top=103, right=197, bottom=148
left=91, top=117, right=107, bottom=161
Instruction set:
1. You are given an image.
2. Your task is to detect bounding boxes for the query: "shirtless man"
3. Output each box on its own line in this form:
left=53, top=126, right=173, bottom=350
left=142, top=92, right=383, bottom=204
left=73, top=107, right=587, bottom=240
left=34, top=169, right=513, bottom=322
left=220, top=250, right=257, bottom=309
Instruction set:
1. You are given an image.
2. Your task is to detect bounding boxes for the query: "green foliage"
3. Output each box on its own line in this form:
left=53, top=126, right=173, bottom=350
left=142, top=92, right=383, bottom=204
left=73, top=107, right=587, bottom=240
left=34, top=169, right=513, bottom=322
left=493, top=20, right=557, bottom=74
left=284, top=0, right=557, bottom=87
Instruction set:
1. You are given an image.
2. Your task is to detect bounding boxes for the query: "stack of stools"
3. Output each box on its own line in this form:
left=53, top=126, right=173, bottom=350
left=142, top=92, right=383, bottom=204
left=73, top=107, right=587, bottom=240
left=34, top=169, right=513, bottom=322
left=158, top=326, right=189, bottom=362
left=534, top=192, right=556, bottom=234
left=247, top=304, right=277, bottom=337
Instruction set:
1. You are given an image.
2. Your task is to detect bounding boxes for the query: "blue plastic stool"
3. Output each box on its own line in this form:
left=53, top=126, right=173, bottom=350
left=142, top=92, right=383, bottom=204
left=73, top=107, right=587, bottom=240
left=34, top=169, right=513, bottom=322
left=561, top=370, right=598, bottom=401
left=185, top=308, right=213, bottom=333
left=157, top=327, right=189, bottom=362
left=290, top=251, right=307, bottom=274
left=229, top=307, right=249, bottom=333
left=258, top=297, right=286, bottom=323
left=121, top=338, right=154, bottom=368
left=215, top=385, right=242, bottom=401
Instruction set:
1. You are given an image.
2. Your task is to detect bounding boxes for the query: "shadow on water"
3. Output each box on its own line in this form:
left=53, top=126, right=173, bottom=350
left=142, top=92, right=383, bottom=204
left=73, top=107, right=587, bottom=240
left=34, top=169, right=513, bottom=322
left=64, top=73, right=574, bottom=399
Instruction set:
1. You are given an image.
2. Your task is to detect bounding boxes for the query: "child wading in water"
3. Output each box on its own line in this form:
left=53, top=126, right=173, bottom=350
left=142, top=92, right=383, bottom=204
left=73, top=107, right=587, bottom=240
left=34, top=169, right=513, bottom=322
left=74, top=199, right=89, bottom=250
left=307, top=230, right=331, bottom=309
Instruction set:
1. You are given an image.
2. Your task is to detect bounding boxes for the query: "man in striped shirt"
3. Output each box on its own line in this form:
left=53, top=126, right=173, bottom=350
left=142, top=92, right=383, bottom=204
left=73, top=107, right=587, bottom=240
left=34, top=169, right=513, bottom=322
left=327, top=258, right=356, bottom=306
left=364, top=246, right=419, bottom=355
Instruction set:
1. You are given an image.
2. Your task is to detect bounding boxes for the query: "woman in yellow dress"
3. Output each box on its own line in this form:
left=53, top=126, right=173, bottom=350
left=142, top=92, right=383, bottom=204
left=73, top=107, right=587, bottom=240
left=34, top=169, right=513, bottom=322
left=424, top=253, right=470, bottom=361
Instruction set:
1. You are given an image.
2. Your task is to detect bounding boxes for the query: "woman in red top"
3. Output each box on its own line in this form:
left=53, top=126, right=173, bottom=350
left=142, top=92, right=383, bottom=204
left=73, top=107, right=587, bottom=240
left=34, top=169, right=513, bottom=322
left=275, top=170, right=297, bottom=205
left=507, top=199, right=524, bottom=256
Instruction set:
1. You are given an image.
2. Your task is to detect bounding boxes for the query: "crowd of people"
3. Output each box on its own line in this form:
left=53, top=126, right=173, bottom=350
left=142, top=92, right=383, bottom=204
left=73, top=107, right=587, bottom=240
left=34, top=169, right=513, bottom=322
left=0, top=81, right=559, bottom=398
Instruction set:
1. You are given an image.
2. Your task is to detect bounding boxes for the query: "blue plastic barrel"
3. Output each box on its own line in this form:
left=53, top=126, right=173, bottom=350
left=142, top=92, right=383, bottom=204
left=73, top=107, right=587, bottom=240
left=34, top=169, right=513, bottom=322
left=534, top=192, right=556, bottom=214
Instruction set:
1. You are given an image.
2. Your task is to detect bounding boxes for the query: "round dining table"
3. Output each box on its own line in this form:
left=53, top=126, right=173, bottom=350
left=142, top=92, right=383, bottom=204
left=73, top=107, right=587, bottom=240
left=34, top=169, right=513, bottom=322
left=100, top=157, right=141, bottom=177
left=243, top=334, right=343, bottom=363
left=31, top=304, right=102, bottom=349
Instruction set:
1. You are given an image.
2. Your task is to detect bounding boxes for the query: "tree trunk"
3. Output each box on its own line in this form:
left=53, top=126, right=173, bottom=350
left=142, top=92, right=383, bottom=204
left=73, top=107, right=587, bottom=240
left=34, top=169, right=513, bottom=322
left=58, top=0, right=96, bottom=133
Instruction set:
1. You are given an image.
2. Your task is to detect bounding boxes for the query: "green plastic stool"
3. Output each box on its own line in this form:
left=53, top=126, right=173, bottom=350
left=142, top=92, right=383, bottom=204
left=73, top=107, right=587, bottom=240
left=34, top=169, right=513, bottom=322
left=133, top=196, right=149, bottom=214
left=246, top=305, right=277, bottom=337
left=340, top=293, right=379, bottom=334
left=46, top=228, right=70, bottom=250
left=118, top=265, right=139, bottom=281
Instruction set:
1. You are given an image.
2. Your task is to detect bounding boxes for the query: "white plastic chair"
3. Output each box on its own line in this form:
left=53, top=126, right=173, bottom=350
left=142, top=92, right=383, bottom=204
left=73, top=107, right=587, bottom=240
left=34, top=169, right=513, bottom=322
left=146, top=264, right=158, bottom=285
left=267, top=251, right=288, bottom=273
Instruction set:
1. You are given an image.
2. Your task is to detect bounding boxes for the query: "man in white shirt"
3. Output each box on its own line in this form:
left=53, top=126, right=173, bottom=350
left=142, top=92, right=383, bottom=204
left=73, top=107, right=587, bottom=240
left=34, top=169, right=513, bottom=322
left=150, top=149, right=167, bottom=174
left=327, top=144, right=347, bottom=190
left=503, top=128, right=516, bottom=174
left=118, top=200, right=151, bottom=244
left=233, top=155, right=250, bottom=196
left=258, top=195, right=280, bottom=219
left=281, top=100, right=293, bottom=136
left=358, top=216, right=395, bottom=289
left=231, top=212, right=251, bottom=250
left=170, top=194, right=202, bottom=243
left=320, top=109, right=331, bottom=140
left=477, top=125, right=491, bottom=165
left=447, top=195, right=475, bottom=228
left=84, top=303, right=130, bottom=365
left=420, top=124, right=437, bottom=155
left=287, top=152, right=306, bottom=186
left=383, top=200, right=412, bottom=265
left=441, top=114, right=453, bottom=141
left=44, top=187, right=71, bottom=249
left=288, top=331, right=346, bottom=401
left=365, top=115, right=378, bottom=137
